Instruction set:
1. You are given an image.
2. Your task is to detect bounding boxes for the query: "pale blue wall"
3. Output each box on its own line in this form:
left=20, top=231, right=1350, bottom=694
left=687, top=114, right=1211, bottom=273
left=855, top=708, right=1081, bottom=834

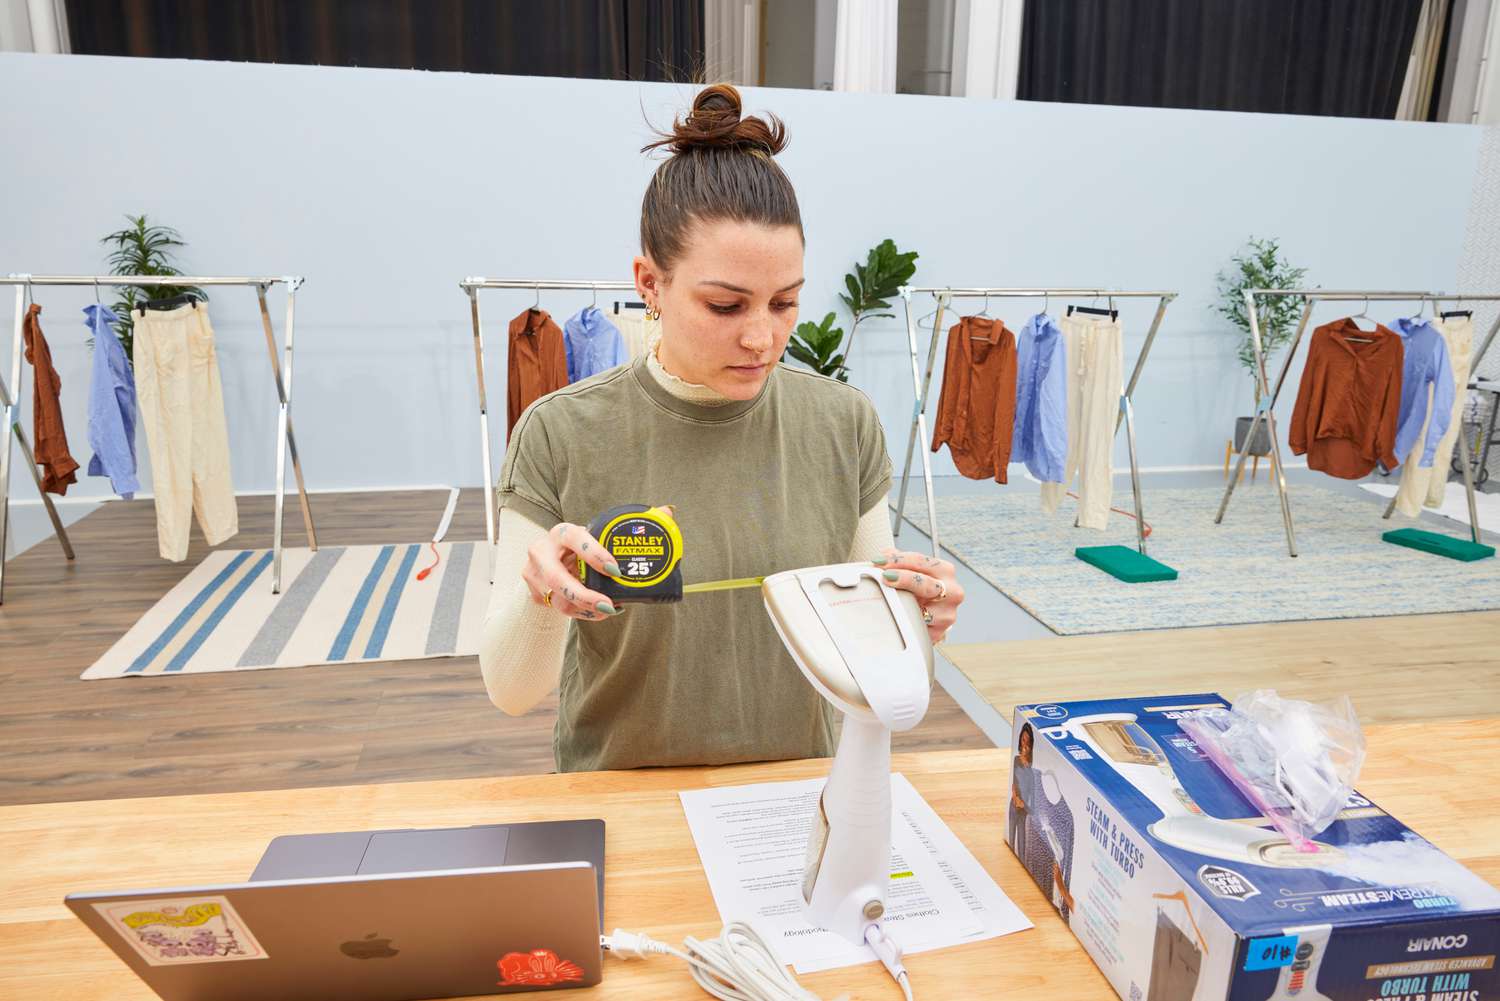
left=0, top=53, right=1481, bottom=501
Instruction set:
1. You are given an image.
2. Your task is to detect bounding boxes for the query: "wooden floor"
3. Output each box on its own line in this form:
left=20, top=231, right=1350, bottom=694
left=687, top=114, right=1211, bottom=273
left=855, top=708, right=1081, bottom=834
left=0, top=490, right=992, bottom=806
left=943, top=610, right=1500, bottom=725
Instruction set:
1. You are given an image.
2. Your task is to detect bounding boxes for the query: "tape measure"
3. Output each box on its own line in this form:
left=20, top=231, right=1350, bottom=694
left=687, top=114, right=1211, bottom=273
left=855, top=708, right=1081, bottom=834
left=577, top=504, right=764, bottom=605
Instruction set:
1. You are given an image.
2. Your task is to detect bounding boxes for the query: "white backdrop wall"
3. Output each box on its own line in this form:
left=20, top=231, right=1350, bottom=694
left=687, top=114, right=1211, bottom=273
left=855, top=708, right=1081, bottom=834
left=0, top=53, right=1483, bottom=504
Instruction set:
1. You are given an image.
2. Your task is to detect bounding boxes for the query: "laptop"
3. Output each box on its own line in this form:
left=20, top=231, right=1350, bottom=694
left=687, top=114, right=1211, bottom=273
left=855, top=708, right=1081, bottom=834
left=66, top=819, right=605, bottom=1001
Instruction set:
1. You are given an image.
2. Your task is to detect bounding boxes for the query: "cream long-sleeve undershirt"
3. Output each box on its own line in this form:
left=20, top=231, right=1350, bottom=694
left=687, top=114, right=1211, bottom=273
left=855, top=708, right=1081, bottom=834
left=478, top=352, right=897, bottom=716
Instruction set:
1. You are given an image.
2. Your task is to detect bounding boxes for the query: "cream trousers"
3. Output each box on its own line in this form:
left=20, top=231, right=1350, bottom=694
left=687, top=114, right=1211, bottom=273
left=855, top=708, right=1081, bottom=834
left=1039, top=314, right=1124, bottom=530
left=133, top=303, right=238, bottom=561
left=1394, top=315, right=1472, bottom=516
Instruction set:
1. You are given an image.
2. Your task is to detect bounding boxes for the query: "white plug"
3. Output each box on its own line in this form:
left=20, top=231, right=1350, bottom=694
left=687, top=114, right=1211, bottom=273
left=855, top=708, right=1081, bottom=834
left=601, top=928, right=670, bottom=960
left=864, top=923, right=911, bottom=998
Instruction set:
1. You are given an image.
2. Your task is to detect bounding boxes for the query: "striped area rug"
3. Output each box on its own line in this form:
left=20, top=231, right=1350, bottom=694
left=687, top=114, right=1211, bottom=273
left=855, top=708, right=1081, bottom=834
left=82, top=541, right=490, bottom=679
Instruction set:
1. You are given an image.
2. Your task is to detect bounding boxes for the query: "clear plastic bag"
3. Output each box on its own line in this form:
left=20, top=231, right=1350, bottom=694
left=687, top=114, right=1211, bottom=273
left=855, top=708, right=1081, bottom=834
left=1178, top=690, right=1366, bottom=849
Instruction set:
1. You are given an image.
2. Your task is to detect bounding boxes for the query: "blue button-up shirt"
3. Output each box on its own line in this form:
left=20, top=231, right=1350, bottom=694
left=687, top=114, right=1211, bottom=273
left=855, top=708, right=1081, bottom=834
left=563, top=306, right=627, bottom=383
left=1389, top=316, right=1455, bottom=468
left=83, top=304, right=139, bottom=498
left=1010, top=312, right=1068, bottom=483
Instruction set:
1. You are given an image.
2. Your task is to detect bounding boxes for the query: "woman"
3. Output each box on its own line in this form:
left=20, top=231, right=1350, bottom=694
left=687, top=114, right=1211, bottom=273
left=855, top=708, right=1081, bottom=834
left=1013, top=724, right=1075, bottom=919
left=1009, top=722, right=1036, bottom=858
left=478, top=84, right=965, bottom=773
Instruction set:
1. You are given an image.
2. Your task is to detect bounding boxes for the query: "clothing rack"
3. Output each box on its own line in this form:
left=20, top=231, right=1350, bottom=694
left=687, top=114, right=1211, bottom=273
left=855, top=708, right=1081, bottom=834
left=892, top=286, right=1178, bottom=558
left=459, top=277, right=637, bottom=554
left=0, top=274, right=316, bottom=600
left=1215, top=289, right=1500, bottom=556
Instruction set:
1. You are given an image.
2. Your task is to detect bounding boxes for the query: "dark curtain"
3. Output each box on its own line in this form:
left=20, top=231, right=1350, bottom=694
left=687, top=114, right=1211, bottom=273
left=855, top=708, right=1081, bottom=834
left=66, top=0, right=703, bottom=82
left=1019, top=0, right=1425, bottom=119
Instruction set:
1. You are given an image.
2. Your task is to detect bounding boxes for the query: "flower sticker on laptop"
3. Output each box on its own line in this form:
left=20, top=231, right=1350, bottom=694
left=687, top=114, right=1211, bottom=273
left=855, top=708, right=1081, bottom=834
left=497, top=947, right=585, bottom=987
left=92, top=895, right=269, bottom=966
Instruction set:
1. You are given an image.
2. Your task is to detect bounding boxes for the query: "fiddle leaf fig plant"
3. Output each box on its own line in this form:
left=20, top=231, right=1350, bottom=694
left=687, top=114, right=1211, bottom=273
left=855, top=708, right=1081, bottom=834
left=785, top=238, right=919, bottom=382
left=785, top=312, right=846, bottom=381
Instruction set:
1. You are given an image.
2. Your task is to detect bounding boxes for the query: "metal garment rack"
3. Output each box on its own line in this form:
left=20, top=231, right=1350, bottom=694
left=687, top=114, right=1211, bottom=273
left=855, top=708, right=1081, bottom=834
left=0, top=274, right=317, bottom=600
left=460, top=278, right=638, bottom=553
left=1215, top=289, right=1500, bottom=557
left=893, top=286, right=1178, bottom=558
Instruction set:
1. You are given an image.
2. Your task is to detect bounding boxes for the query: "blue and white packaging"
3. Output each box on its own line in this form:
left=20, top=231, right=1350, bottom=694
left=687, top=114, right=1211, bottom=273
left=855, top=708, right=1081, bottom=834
left=1007, top=695, right=1500, bottom=1001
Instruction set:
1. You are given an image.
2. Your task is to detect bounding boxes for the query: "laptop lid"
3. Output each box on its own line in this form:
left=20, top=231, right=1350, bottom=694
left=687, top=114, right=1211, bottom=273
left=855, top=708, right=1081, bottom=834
left=66, top=862, right=602, bottom=1001
left=248, top=819, right=606, bottom=929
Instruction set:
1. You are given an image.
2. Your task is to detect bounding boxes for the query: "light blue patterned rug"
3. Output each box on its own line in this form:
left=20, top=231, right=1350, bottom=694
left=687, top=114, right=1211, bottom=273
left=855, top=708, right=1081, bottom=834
left=899, top=484, right=1500, bottom=635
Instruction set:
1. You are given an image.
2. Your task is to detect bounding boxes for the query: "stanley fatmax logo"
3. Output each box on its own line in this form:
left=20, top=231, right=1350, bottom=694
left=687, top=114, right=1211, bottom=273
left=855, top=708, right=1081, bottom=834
left=609, top=529, right=666, bottom=557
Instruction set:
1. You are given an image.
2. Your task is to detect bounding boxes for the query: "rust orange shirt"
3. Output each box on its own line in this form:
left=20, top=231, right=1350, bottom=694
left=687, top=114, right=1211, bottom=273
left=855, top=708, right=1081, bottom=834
left=506, top=308, right=568, bottom=442
left=22, top=303, right=79, bottom=495
left=1288, top=319, right=1404, bottom=479
left=931, top=316, right=1018, bottom=483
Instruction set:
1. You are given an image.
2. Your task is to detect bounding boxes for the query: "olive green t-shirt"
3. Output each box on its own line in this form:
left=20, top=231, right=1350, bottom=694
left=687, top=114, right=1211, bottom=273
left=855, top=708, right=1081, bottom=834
left=498, top=353, right=892, bottom=772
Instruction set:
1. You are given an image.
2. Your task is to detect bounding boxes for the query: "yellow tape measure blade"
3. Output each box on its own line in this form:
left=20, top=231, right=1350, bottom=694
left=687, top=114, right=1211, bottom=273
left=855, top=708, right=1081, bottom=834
left=681, top=576, right=766, bottom=595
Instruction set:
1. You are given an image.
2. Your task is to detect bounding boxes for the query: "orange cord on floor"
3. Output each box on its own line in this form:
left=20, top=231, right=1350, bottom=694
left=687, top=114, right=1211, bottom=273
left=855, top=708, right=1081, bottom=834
left=1065, top=491, right=1153, bottom=537
left=416, top=542, right=441, bottom=581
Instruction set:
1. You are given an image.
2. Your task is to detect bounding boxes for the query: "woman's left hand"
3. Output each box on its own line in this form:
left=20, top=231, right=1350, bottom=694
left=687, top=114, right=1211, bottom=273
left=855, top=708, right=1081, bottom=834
left=873, top=547, right=964, bottom=644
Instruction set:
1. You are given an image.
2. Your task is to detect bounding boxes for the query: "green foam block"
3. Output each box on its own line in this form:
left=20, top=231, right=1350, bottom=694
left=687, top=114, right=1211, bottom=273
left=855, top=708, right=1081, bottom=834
left=1075, top=545, right=1179, bottom=583
left=1382, top=527, right=1495, bottom=562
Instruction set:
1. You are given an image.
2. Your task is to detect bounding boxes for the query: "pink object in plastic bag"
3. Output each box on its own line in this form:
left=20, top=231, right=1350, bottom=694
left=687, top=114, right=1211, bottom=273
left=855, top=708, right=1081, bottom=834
left=1178, top=691, right=1365, bottom=849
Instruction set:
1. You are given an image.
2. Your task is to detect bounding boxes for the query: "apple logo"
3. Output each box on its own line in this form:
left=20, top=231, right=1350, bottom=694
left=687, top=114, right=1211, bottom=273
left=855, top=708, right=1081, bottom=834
left=340, top=933, right=399, bottom=960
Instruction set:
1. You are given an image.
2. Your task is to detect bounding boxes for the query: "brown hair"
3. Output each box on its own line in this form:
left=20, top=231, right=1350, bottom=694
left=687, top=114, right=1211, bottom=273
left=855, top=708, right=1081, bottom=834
left=640, top=83, right=804, bottom=274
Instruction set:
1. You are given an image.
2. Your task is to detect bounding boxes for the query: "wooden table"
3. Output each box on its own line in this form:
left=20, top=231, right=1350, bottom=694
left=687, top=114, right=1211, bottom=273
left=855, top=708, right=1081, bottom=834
left=2, top=721, right=1497, bottom=1000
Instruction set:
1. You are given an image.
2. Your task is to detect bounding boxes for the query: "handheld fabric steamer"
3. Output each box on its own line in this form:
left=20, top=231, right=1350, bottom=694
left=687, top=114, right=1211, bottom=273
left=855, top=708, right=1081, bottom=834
left=1044, top=713, right=1343, bottom=867
left=762, top=564, right=934, bottom=968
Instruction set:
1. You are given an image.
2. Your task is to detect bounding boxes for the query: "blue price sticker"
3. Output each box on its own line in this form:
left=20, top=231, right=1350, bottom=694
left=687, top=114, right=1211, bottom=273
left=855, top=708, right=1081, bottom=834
left=1245, top=934, right=1299, bottom=972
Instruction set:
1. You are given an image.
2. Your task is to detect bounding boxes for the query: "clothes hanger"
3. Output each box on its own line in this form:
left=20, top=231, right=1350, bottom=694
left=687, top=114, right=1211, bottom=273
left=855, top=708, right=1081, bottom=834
left=589, top=283, right=598, bottom=311
left=1403, top=294, right=1429, bottom=324
left=1151, top=891, right=1210, bottom=954
left=1442, top=293, right=1472, bottom=320
left=1067, top=291, right=1117, bottom=321
left=140, top=291, right=198, bottom=311
left=968, top=291, right=1002, bottom=339
left=915, top=289, right=954, bottom=327
left=1344, top=296, right=1377, bottom=339
left=972, top=290, right=993, bottom=320
left=528, top=283, right=542, bottom=314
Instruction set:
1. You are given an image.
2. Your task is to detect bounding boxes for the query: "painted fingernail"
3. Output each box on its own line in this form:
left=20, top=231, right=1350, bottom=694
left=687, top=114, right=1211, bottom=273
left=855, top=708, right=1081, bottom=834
left=596, top=601, right=621, bottom=615
left=605, top=561, right=622, bottom=576
left=870, top=555, right=888, bottom=565
left=882, top=570, right=900, bottom=582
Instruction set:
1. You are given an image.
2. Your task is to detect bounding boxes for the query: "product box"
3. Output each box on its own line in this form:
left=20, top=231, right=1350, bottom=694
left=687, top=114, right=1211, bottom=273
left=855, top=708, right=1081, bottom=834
left=1007, top=694, right=1499, bottom=1001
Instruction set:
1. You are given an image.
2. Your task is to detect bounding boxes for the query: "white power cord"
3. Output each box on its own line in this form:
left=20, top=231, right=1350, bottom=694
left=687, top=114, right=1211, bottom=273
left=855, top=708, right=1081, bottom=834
left=604, top=921, right=915, bottom=1001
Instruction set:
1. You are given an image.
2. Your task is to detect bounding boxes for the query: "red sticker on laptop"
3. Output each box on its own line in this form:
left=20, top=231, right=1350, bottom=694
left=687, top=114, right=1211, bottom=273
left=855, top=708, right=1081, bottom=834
left=92, top=895, right=269, bottom=966
left=496, top=947, right=585, bottom=987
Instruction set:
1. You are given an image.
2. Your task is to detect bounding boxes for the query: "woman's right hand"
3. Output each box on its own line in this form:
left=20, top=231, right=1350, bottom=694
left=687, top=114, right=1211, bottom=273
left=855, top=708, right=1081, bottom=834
left=523, top=522, right=625, bottom=621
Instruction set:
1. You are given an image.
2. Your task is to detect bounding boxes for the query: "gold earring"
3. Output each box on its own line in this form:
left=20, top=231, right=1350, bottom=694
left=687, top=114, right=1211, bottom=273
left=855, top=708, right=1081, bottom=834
left=646, top=304, right=661, bottom=321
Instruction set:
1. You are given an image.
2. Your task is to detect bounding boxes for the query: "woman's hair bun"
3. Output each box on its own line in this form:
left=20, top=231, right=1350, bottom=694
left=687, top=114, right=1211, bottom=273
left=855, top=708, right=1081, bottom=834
left=644, top=83, right=788, bottom=157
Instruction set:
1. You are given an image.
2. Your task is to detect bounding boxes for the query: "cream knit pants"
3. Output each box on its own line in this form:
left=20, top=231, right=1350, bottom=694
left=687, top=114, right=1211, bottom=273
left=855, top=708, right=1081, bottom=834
left=1394, top=314, right=1472, bottom=516
left=134, top=303, right=238, bottom=561
left=1039, top=314, right=1124, bottom=530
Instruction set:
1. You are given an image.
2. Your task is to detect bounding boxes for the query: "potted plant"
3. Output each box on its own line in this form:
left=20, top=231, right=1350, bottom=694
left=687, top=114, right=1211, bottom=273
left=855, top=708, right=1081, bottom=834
left=100, top=214, right=205, bottom=363
left=785, top=238, right=918, bottom=383
left=1214, top=237, right=1308, bottom=457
